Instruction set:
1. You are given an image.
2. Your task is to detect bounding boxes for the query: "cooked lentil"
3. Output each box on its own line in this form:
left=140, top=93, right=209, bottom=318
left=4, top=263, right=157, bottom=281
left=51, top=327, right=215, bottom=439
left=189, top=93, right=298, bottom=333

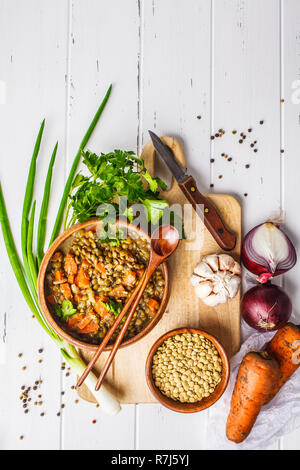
left=152, top=333, right=222, bottom=404
left=46, top=227, right=165, bottom=345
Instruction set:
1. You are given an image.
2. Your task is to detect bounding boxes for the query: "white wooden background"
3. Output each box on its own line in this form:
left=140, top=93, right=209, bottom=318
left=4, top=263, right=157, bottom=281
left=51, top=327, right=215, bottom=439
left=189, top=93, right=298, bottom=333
left=0, top=0, right=300, bottom=450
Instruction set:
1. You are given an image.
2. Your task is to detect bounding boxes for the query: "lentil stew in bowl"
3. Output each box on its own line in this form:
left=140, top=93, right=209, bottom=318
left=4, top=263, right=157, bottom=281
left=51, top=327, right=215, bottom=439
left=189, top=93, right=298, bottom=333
left=38, top=220, right=168, bottom=350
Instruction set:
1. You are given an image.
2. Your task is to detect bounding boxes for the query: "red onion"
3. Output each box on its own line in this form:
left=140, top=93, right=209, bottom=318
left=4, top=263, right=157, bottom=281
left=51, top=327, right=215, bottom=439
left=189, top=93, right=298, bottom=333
left=242, top=222, right=297, bottom=283
left=241, top=283, right=292, bottom=332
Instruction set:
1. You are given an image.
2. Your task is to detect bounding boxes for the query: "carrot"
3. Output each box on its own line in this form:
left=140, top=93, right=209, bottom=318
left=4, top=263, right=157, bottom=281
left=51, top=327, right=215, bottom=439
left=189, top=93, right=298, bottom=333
left=94, top=295, right=109, bottom=317
left=79, top=322, right=99, bottom=334
left=75, top=266, right=90, bottom=288
left=136, top=268, right=145, bottom=279
left=76, top=316, right=93, bottom=330
left=81, top=259, right=90, bottom=268
left=60, top=282, right=72, bottom=300
left=148, top=298, right=159, bottom=312
left=74, top=293, right=82, bottom=304
left=96, top=261, right=106, bottom=274
left=123, top=270, right=137, bottom=287
left=110, top=285, right=128, bottom=298
left=265, top=322, right=300, bottom=404
left=46, top=294, right=56, bottom=305
left=64, top=253, right=78, bottom=276
left=226, top=351, right=279, bottom=444
left=68, top=274, right=75, bottom=284
left=55, top=270, right=64, bottom=282
left=68, top=313, right=84, bottom=329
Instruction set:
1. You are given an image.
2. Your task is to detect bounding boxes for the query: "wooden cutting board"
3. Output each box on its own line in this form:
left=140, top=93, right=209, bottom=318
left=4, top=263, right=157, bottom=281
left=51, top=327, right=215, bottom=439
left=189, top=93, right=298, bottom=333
left=77, top=137, right=241, bottom=404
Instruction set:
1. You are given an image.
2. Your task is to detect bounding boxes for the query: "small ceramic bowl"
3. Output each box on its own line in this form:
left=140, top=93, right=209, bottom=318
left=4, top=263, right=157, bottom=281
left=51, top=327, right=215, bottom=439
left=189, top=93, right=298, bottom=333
left=37, top=218, right=169, bottom=351
left=145, top=327, right=230, bottom=413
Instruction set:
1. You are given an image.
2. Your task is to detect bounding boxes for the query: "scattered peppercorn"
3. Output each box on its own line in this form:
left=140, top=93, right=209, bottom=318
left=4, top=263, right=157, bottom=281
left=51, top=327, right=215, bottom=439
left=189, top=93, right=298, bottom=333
left=245, top=164, right=250, bottom=168
left=210, top=158, right=215, bottom=163
left=228, top=157, right=232, bottom=162
left=210, top=136, right=215, bottom=140
left=197, top=115, right=201, bottom=120
left=218, top=175, right=223, bottom=179
left=92, top=420, right=97, bottom=424
left=22, top=366, right=26, bottom=371
left=239, top=139, right=243, bottom=144
left=248, top=128, right=252, bottom=132
left=259, top=120, right=264, bottom=125
left=232, top=130, right=237, bottom=134
left=19, top=436, right=24, bottom=440
left=18, top=353, right=23, bottom=358
left=38, top=349, right=43, bottom=354
left=40, top=413, right=45, bottom=417
left=281, top=149, right=284, bottom=153
left=254, top=149, right=258, bottom=153
left=57, top=412, right=61, bottom=417
left=280, top=99, right=285, bottom=103
left=215, top=133, right=219, bottom=138
left=244, top=193, right=248, bottom=197
left=210, top=183, right=214, bottom=188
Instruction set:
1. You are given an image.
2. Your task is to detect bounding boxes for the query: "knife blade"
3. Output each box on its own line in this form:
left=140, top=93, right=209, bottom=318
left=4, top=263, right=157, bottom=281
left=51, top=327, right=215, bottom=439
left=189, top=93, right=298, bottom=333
left=148, top=131, right=236, bottom=251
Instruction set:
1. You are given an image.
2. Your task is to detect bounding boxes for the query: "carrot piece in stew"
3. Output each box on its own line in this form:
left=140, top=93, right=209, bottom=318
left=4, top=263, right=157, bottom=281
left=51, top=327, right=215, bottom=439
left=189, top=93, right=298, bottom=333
left=67, top=313, right=84, bottom=329
left=96, top=261, right=106, bottom=274
left=79, top=322, right=99, bottom=334
left=110, top=285, right=128, bottom=298
left=60, top=282, right=72, bottom=300
left=76, top=317, right=93, bottom=330
left=226, top=351, right=279, bottom=444
left=265, top=322, right=300, bottom=404
left=55, top=270, right=64, bottom=282
left=94, top=296, right=109, bottom=317
left=148, top=298, right=159, bottom=312
left=136, top=268, right=145, bottom=279
left=123, top=270, right=137, bottom=287
left=75, top=266, right=90, bottom=289
left=64, top=253, right=78, bottom=276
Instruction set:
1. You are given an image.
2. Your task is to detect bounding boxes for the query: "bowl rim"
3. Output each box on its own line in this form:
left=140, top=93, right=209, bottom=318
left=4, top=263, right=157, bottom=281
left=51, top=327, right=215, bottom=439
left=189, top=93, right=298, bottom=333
left=145, top=327, right=230, bottom=413
left=37, top=218, right=169, bottom=351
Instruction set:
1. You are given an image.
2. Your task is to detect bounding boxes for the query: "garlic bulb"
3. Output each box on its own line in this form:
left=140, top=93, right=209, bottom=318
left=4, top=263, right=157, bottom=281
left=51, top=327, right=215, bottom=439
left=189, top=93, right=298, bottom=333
left=191, top=254, right=241, bottom=307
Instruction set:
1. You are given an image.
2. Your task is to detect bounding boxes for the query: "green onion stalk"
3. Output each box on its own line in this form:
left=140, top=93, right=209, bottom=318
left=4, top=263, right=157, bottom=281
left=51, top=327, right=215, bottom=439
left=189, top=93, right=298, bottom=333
left=0, top=85, right=120, bottom=416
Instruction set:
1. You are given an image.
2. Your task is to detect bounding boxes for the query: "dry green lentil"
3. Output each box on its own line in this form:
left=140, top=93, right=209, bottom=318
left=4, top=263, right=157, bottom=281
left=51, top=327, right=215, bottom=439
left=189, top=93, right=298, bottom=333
left=152, top=333, right=222, bottom=404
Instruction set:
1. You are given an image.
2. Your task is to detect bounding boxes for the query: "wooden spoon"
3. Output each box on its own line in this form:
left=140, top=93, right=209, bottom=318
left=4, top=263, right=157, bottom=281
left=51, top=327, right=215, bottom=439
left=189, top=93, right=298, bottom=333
left=94, top=224, right=180, bottom=391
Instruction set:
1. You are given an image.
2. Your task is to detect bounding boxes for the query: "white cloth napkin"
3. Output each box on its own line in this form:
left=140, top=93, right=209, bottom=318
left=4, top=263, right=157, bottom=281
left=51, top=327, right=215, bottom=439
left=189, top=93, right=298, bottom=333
left=206, top=324, right=300, bottom=450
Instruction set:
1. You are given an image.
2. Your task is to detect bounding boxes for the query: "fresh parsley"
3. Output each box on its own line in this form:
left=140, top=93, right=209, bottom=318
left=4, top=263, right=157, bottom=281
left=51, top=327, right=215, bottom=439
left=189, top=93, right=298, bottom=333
left=101, top=299, right=122, bottom=317
left=55, top=300, right=77, bottom=318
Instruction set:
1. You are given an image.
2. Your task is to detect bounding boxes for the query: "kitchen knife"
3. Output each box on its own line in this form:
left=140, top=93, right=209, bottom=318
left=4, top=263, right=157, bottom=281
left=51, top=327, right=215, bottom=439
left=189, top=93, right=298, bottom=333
left=148, top=131, right=236, bottom=251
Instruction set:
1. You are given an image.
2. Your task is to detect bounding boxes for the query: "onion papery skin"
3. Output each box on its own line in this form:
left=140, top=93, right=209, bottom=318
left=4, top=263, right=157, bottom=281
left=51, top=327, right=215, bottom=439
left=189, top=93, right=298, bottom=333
left=241, top=283, right=292, bottom=332
left=242, top=223, right=297, bottom=283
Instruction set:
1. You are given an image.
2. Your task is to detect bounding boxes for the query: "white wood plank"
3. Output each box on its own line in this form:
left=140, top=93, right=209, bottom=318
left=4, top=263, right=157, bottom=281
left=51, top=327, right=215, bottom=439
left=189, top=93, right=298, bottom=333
left=137, top=0, right=212, bottom=450
left=61, top=0, right=140, bottom=449
left=0, top=0, right=69, bottom=449
left=280, top=0, right=300, bottom=451
left=211, top=0, right=282, bottom=450
left=137, top=405, right=209, bottom=450
left=212, top=0, right=282, bottom=233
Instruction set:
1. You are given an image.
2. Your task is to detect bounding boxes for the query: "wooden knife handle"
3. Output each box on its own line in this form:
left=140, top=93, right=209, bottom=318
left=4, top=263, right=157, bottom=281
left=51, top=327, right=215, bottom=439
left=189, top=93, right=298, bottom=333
left=179, top=176, right=236, bottom=251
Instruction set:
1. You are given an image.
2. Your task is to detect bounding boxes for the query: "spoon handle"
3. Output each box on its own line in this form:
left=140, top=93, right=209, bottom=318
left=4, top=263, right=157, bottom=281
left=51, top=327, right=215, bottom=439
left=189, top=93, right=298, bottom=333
left=95, top=260, right=159, bottom=391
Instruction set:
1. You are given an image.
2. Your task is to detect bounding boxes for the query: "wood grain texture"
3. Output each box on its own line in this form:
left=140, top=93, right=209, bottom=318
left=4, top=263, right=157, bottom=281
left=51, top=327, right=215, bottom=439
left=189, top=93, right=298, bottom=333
left=77, top=137, right=241, bottom=405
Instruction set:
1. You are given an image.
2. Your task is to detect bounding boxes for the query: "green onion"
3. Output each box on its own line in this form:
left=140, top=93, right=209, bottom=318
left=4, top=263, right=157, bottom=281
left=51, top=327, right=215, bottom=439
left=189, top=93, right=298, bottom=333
left=0, top=183, right=54, bottom=338
left=27, top=201, right=38, bottom=289
left=37, top=142, right=58, bottom=266
left=49, top=84, right=112, bottom=244
left=21, top=119, right=45, bottom=297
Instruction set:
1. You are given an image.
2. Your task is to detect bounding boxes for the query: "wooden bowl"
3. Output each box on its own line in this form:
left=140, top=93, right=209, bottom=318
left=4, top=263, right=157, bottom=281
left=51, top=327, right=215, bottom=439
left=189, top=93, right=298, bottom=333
left=37, top=218, right=169, bottom=351
left=145, top=327, right=230, bottom=413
